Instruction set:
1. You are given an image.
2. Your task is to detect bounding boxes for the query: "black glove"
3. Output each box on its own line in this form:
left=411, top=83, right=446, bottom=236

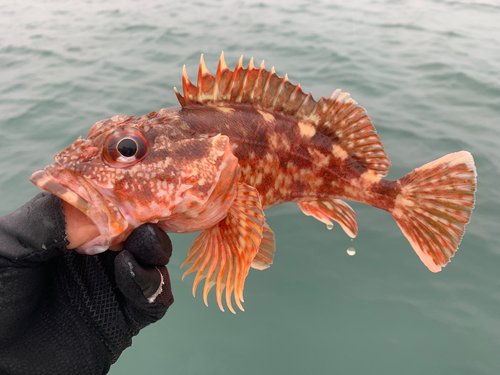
left=0, top=193, right=174, bottom=375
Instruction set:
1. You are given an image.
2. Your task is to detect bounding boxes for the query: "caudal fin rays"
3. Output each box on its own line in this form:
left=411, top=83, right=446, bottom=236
left=392, top=151, right=476, bottom=272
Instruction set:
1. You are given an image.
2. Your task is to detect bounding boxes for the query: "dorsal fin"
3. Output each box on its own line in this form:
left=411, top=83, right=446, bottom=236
left=174, top=53, right=391, bottom=177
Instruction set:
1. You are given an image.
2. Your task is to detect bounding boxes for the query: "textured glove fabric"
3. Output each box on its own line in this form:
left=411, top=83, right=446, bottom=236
left=0, top=193, right=173, bottom=375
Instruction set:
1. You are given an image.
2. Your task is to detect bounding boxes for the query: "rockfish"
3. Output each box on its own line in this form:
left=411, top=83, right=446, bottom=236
left=30, top=53, right=477, bottom=313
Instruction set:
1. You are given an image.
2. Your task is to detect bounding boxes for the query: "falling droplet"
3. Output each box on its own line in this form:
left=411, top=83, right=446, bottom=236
left=326, top=223, right=333, bottom=230
left=347, top=247, right=356, bottom=256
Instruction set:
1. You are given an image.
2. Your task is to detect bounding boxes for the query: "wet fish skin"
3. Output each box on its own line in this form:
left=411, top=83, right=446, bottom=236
left=30, top=53, right=477, bottom=313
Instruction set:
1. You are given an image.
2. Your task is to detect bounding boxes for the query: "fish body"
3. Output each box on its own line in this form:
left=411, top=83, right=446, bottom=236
left=163, top=104, right=393, bottom=211
left=31, top=53, right=477, bottom=313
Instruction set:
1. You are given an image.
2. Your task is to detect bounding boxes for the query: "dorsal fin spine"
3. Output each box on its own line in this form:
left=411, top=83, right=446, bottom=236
left=253, top=61, right=266, bottom=103
left=271, top=74, right=288, bottom=110
left=245, top=58, right=257, bottom=103
left=213, top=77, right=220, bottom=102
left=216, top=52, right=228, bottom=76
left=260, top=66, right=275, bottom=108
left=283, top=83, right=301, bottom=115
left=174, top=87, right=186, bottom=106
left=296, top=92, right=313, bottom=118
left=229, top=56, right=244, bottom=102
left=176, top=54, right=392, bottom=176
left=216, top=52, right=229, bottom=101
left=309, top=96, right=326, bottom=125
left=197, top=54, right=215, bottom=101
left=181, top=65, right=190, bottom=102
left=248, top=57, right=255, bottom=71
left=247, top=60, right=261, bottom=103
left=236, top=61, right=251, bottom=104
left=198, top=54, right=209, bottom=88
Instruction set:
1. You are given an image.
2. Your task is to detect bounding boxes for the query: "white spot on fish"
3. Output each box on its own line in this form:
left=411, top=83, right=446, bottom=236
left=298, top=121, right=316, bottom=138
left=308, top=148, right=330, bottom=167
left=258, top=110, right=275, bottom=122
left=360, top=171, right=381, bottom=184
left=216, top=106, right=235, bottom=113
left=269, top=133, right=279, bottom=148
left=254, top=174, right=263, bottom=186
left=282, top=138, right=291, bottom=151
left=392, top=207, right=404, bottom=218
left=332, top=145, right=348, bottom=160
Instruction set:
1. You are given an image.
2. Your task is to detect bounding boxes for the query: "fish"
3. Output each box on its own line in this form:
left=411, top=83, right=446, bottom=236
left=30, top=53, right=477, bottom=313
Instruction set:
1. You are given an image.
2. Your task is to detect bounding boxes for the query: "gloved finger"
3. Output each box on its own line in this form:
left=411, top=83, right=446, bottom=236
left=114, top=250, right=173, bottom=325
left=123, top=224, right=172, bottom=266
left=114, top=250, right=163, bottom=303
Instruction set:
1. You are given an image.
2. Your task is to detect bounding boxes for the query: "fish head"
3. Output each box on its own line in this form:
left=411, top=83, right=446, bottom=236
left=30, top=114, right=240, bottom=254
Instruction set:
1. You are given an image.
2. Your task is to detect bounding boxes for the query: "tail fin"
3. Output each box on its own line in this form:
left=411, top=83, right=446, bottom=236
left=392, top=151, right=477, bottom=272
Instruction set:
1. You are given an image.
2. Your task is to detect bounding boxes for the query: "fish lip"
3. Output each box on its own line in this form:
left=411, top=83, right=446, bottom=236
left=29, top=169, right=107, bottom=230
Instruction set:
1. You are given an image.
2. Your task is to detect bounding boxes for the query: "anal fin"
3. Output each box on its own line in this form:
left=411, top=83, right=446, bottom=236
left=181, top=183, right=265, bottom=313
left=251, top=223, right=276, bottom=270
left=297, top=199, right=358, bottom=238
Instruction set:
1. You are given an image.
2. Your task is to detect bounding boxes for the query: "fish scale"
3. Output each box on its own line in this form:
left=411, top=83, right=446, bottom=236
left=30, top=52, right=477, bottom=313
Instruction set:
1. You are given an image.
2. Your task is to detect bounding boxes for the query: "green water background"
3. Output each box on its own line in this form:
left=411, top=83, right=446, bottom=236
left=1, top=0, right=499, bottom=373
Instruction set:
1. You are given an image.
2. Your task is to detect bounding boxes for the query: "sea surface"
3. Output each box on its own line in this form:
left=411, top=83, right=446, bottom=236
left=1, top=0, right=499, bottom=374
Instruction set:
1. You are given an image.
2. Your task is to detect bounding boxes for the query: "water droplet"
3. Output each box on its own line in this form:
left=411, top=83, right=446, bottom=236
left=347, top=247, right=356, bottom=256
left=326, top=223, right=333, bottom=230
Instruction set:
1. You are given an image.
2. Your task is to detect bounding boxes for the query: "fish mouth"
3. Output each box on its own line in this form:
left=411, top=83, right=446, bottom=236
left=29, top=169, right=111, bottom=235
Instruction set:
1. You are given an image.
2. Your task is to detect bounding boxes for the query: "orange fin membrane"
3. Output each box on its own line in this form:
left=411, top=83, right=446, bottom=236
left=174, top=52, right=391, bottom=177
left=251, top=223, right=276, bottom=270
left=393, top=151, right=477, bottom=272
left=181, top=183, right=265, bottom=313
left=297, top=199, right=358, bottom=238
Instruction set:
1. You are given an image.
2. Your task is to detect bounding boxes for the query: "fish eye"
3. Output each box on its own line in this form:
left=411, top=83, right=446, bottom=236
left=116, top=138, right=138, bottom=157
left=103, top=129, right=148, bottom=167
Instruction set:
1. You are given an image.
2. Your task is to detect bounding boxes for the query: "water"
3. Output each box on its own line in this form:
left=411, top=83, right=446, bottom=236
left=1, top=0, right=499, bottom=373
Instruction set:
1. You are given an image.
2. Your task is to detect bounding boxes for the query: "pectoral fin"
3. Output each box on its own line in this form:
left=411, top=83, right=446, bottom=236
left=251, top=223, right=275, bottom=270
left=181, top=183, right=265, bottom=313
left=297, top=199, right=358, bottom=238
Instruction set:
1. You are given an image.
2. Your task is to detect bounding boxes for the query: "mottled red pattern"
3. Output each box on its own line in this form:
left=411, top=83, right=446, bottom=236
left=30, top=53, right=477, bottom=312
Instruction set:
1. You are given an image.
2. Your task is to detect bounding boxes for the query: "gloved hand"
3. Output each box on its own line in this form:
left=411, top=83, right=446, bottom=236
left=0, top=193, right=174, bottom=375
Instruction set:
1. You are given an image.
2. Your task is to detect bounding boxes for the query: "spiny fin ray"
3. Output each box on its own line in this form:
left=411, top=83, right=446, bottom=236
left=175, top=53, right=391, bottom=176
